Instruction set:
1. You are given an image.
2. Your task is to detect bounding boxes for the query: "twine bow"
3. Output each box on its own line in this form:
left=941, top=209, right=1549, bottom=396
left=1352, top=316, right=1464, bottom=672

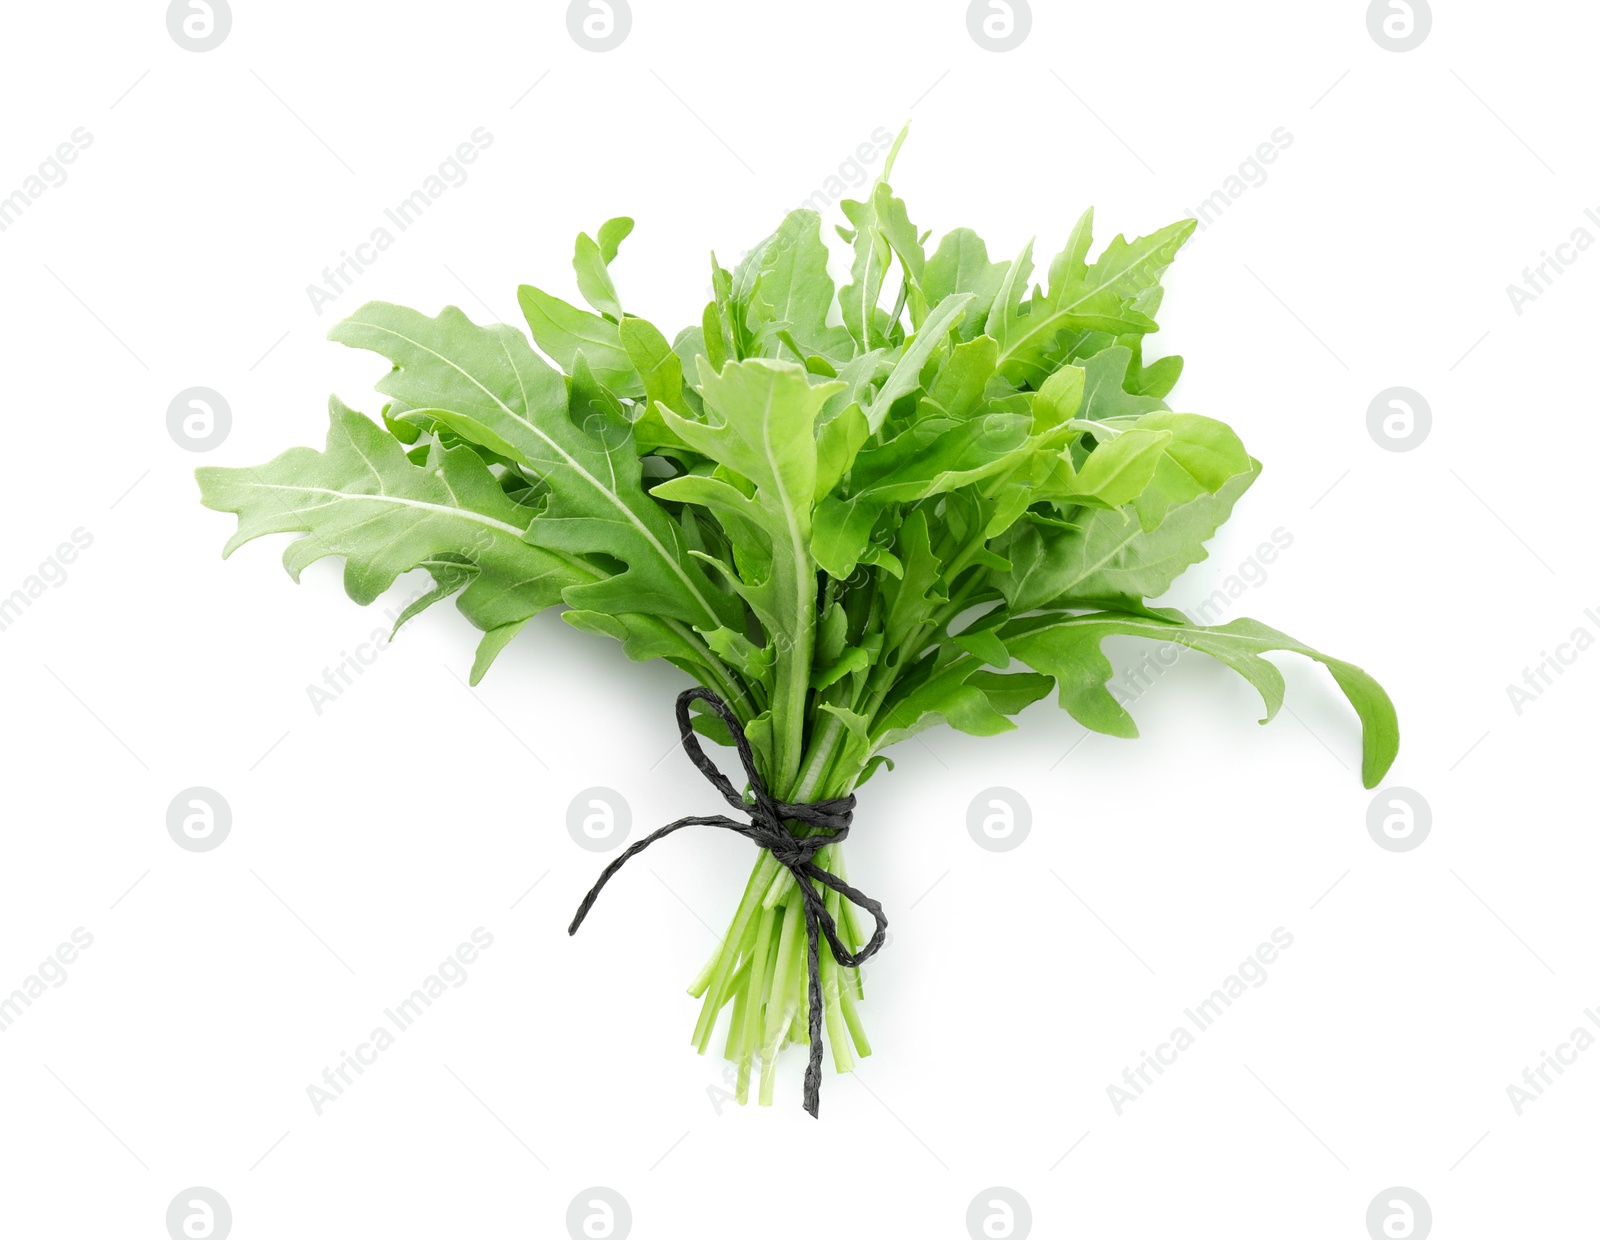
left=568, top=686, right=887, bottom=1117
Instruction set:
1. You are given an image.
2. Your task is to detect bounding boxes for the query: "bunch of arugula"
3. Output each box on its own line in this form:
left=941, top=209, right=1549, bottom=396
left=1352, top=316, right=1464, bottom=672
left=198, top=130, right=1397, bottom=1110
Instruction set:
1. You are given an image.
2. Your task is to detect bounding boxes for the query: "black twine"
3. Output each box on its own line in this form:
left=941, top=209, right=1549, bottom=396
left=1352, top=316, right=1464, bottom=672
left=568, top=686, right=887, bottom=1118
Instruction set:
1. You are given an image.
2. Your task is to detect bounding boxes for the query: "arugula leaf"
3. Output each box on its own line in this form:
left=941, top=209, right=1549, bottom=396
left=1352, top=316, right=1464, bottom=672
left=516, top=284, right=642, bottom=396
left=197, top=397, right=586, bottom=672
left=927, top=335, right=1000, bottom=421
left=811, top=411, right=1033, bottom=578
left=1053, top=427, right=1173, bottom=508
left=596, top=216, right=634, bottom=263
left=837, top=126, right=910, bottom=350
left=862, top=292, right=974, bottom=432
left=871, top=654, right=1053, bottom=750
left=994, top=459, right=1261, bottom=611
left=994, top=218, right=1195, bottom=385
left=329, top=301, right=738, bottom=632
left=1126, top=411, right=1253, bottom=529
left=573, top=231, right=624, bottom=321
left=1001, top=611, right=1399, bottom=788
left=1045, top=215, right=1194, bottom=327
left=750, top=210, right=854, bottom=362
left=924, top=228, right=1008, bottom=339
left=1075, top=346, right=1170, bottom=421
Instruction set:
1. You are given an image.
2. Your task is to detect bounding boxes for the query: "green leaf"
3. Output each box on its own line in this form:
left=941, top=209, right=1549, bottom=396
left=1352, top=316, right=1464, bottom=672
left=873, top=179, right=927, bottom=322
left=924, top=228, right=1008, bottom=338
left=1077, top=346, right=1170, bottom=421
left=814, top=401, right=869, bottom=501
left=596, top=216, right=634, bottom=264
left=517, top=284, right=642, bottom=396
left=620, top=316, right=697, bottom=454
left=846, top=411, right=1034, bottom=504
left=811, top=411, right=1032, bottom=578
left=817, top=701, right=874, bottom=779
left=652, top=360, right=840, bottom=629
left=995, top=460, right=1260, bottom=611
left=871, top=656, right=1053, bottom=750
left=700, top=301, right=729, bottom=372
left=565, top=609, right=701, bottom=664
left=820, top=348, right=892, bottom=422
left=926, top=335, right=1000, bottom=420
left=621, top=328, right=682, bottom=412
left=982, top=238, right=1036, bottom=353
left=1127, top=349, right=1183, bottom=398
left=880, top=509, right=944, bottom=653
left=837, top=125, right=910, bottom=350
left=838, top=200, right=894, bottom=350
left=331, top=302, right=566, bottom=435
left=952, top=628, right=1010, bottom=668
left=750, top=210, right=853, bottom=362
left=1127, top=411, right=1253, bottom=530
left=1058, top=427, right=1173, bottom=508
left=703, top=624, right=777, bottom=688
left=1002, top=611, right=1399, bottom=788
left=328, top=300, right=736, bottom=631
left=382, top=406, right=422, bottom=444
left=390, top=555, right=474, bottom=635
left=1044, top=207, right=1096, bottom=304
left=811, top=646, right=870, bottom=691
left=197, top=397, right=584, bottom=641
left=993, top=219, right=1193, bottom=385
left=862, top=292, right=975, bottom=432
left=1031, top=363, right=1086, bottom=431
left=1047, top=216, right=1195, bottom=326
left=573, top=232, right=623, bottom=321
left=471, top=620, right=529, bottom=685
left=969, top=668, right=1052, bottom=715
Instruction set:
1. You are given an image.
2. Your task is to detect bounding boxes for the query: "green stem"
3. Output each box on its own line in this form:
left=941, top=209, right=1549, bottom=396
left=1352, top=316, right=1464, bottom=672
left=790, top=712, right=846, bottom=804
left=767, top=563, right=818, bottom=795
left=819, top=881, right=853, bottom=1074
left=690, top=864, right=769, bottom=1051
left=734, top=903, right=774, bottom=1102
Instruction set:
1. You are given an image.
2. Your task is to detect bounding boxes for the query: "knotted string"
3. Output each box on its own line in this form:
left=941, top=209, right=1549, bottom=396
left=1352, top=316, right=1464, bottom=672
left=568, top=686, right=887, bottom=1118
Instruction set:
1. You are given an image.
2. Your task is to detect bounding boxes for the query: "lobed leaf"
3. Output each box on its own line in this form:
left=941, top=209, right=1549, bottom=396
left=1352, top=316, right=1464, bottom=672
left=196, top=398, right=586, bottom=674
left=1001, top=611, right=1399, bottom=788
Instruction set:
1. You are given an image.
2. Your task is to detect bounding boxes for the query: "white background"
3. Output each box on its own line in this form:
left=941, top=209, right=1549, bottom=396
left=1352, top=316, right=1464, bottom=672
left=1, top=1, right=1595, bottom=1236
